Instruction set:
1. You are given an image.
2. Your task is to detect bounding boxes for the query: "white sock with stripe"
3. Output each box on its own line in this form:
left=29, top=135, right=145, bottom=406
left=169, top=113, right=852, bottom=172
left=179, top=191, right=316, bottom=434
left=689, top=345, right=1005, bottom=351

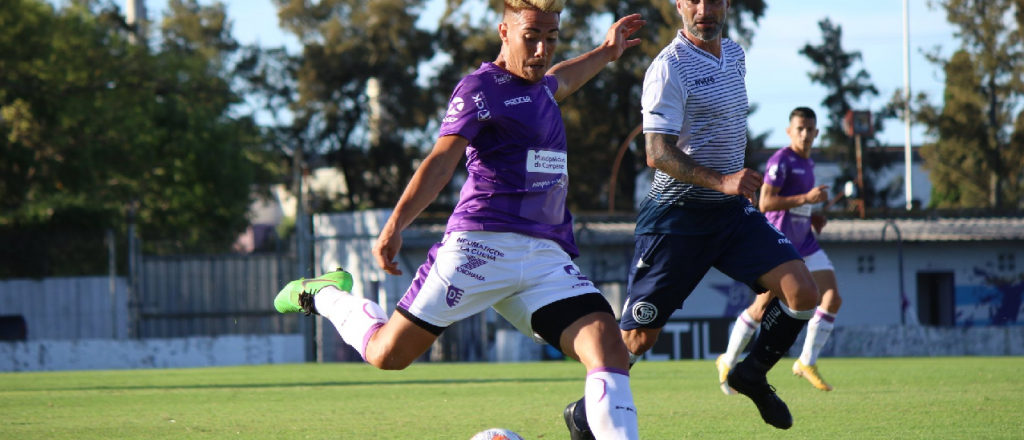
left=584, top=368, right=639, bottom=440
left=800, top=307, right=836, bottom=366
left=722, top=310, right=759, bottom=367
left=314, top=286, right=388, bottom=361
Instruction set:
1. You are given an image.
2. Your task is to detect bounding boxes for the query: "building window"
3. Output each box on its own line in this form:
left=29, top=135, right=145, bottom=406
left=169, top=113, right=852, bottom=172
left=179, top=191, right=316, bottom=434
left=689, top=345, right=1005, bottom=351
left=857, top=254, right=875, bottom=274
left=998, top=253, right=1016, bottom=271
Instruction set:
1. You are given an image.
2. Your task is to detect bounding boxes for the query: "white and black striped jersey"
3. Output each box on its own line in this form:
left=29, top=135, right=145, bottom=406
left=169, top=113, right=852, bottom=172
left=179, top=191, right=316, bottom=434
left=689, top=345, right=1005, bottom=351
left=641, top=32, right=748, bottom=204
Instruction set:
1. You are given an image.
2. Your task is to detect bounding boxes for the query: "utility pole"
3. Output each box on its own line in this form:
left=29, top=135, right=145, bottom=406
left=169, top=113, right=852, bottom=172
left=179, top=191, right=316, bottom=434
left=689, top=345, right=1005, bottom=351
left=292, top=144, right=317, bottom=362
left=902, top=0, right=913, bottom=210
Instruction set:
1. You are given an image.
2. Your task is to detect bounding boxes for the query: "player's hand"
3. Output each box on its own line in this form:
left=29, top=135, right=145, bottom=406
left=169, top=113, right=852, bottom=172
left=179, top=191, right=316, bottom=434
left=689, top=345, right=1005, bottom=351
left=720, top=168, right=763, bottom=200
left=603, top=14, right=645, bottom=61
left=373, top=226, right=404, bottom=276
left=805, top=185, right=829, bottom=204
left=811, top=213, right=827, bottom=234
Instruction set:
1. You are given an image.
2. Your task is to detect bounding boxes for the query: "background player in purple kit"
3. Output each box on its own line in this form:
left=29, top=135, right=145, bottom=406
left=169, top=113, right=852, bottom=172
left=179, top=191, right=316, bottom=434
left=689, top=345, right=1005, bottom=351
left=716, top=107, right=844, bottom=392
left=272, top=1, right=645, bottom=439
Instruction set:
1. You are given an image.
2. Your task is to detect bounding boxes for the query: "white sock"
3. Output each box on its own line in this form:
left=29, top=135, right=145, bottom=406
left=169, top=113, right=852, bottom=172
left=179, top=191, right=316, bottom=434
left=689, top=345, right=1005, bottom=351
left=799, top=307, right=836, bottom=366
left=584, top=368, right=639, bottom=440
left=314, top=286, right=388, bottom=361
left=779, top=301, right=816, bottom=320
left=722, top=311, right=758, bottom=367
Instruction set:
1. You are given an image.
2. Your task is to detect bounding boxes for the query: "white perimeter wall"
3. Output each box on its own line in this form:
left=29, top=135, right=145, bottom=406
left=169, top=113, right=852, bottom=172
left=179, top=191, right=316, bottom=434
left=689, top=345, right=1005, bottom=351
left=0, top=335, right=304, bottom=372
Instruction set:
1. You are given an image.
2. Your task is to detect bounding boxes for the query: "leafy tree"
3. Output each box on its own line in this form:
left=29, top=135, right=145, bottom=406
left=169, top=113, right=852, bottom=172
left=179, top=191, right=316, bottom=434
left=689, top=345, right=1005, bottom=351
left=800, top=18, right=879, bottom=152
left=264, top=0, right=436, bottom=211
left=914, top=51, right=996, bottom=207
left=913, top=0, right=1024, bottom=209
left=140, top=0, right=271, bottom=252
left=0, top=0, right=272, bottom=275
left=799, top=18, right=894, bottom=207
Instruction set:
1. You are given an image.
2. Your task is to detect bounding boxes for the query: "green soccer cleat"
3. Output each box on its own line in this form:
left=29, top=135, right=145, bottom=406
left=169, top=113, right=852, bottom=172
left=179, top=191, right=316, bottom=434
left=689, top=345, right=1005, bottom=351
left=274, top=269, right=354, bottom=315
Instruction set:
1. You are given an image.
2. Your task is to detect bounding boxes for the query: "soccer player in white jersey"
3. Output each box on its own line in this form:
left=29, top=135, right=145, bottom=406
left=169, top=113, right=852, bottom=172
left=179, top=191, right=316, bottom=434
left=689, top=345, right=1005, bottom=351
left=563, top=1, right=821, bottom=437
left=717, top=107, right=843, bottom=392
left=273, top=2, right=646, bottom=439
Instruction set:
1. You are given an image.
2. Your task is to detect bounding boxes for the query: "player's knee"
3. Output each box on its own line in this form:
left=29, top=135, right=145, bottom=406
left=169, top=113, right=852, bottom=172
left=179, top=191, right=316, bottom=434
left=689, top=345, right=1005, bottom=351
left=621, top=328, right=658, bottom=356
left=824, top=288, right=842, bottom=310
left=366, top=345, right=414, bottom=371
left=788, top=282, right=820, bottom=311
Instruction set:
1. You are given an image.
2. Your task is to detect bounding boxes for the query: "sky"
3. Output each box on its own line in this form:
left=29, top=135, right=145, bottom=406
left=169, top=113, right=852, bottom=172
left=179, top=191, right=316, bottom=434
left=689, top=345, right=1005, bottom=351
left=137, top=0, right=960, bottom=148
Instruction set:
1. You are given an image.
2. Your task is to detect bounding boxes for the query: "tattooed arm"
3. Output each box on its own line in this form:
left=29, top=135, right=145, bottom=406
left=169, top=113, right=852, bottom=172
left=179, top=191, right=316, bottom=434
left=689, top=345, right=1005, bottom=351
left=645, top=132, right=763, bottom=199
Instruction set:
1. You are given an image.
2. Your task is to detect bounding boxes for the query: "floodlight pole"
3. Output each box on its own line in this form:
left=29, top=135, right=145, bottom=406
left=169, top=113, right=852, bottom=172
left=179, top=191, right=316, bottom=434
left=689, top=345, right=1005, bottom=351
left=903, top=0, right=914, bottom=210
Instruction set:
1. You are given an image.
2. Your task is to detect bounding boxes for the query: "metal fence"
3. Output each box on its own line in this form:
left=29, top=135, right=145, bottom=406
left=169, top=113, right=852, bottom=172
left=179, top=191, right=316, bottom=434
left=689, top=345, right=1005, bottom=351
left=133, top=253, right=298, bottom=338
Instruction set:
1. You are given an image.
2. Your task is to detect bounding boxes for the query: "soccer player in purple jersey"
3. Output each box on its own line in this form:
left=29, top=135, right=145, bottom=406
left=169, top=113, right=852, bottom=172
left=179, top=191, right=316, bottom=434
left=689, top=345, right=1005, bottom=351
left=272, top=1, right=645, bottom=439
left=716, top=107, right=843, bottom=392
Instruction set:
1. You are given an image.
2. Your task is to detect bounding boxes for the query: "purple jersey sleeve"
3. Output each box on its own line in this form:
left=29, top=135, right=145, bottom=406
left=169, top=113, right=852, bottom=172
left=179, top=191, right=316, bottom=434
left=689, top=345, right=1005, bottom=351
left=545, top=75, right=559, bottom=100
left=438, top=75, right=491, bottom=142
left=764, top=152, right=788, bottom=188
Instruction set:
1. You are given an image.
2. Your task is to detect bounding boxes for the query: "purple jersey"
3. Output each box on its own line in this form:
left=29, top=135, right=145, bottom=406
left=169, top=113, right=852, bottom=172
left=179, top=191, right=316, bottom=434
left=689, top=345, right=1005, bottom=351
left=763, top=147, right=821, bottom=257
left=438, top=63, right=578, bottom=257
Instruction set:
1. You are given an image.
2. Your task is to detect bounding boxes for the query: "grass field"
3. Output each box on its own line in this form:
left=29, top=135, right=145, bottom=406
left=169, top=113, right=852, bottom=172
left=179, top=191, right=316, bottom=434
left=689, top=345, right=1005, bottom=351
left=1, top=357, right=1022, bottom=439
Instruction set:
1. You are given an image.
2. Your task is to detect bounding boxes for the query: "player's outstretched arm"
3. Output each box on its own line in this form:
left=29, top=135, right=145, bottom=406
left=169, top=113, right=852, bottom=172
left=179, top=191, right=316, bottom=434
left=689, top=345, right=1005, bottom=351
left=548, top=14, right=644, bottom=101
left=373, top=135, right=469, bottom=276
left=759, top=184, right=829, bottom=212
left=645, top=132, right=761, bottom=199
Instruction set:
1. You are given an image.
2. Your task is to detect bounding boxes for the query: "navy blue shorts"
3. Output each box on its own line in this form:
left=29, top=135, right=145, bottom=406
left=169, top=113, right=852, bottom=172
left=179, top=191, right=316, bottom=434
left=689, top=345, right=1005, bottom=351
left=620, top=199, right=802, bottom=330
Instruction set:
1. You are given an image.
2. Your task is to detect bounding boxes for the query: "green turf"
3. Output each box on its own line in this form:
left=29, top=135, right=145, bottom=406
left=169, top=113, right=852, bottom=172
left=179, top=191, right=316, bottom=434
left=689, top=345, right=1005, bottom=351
left=1, top=357, right=1022, bottom=439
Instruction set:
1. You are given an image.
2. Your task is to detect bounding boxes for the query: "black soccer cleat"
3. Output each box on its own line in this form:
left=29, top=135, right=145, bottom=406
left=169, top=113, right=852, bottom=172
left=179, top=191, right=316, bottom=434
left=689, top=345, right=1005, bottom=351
left=727, top=362, right=793, bottom=430
left=563, top=400, right=596, bottom=440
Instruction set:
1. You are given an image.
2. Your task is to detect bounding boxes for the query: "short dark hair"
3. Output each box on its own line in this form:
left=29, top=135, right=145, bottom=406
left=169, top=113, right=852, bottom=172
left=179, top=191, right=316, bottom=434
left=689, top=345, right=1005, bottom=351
left=789, top=107, right=816, bottom=121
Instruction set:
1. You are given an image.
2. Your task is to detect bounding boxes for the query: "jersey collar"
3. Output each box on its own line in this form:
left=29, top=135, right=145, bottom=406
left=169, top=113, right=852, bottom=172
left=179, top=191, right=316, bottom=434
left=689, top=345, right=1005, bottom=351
left=675, top=31, right=728, bottom=70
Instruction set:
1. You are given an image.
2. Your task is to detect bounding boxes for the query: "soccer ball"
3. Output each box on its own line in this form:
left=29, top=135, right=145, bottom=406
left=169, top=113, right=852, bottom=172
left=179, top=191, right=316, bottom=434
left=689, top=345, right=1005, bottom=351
left=469, top=428, right=524, bottom=440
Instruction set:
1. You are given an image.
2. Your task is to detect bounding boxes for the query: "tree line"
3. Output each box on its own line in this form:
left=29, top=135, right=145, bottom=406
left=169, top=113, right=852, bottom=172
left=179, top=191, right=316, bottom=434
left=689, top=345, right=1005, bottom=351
left=1, top=0, right=1021, bottom=276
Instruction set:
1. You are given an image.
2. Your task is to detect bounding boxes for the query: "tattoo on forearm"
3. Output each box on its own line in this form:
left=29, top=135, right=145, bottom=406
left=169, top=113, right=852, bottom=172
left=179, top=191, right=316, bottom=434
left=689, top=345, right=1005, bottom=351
left=645, top=133, right=721, bottom=190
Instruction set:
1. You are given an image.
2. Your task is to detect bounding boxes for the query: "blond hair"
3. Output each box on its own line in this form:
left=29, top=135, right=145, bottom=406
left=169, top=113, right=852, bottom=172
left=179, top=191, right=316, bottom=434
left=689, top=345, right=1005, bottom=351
left=504, top=0, right=565, bottom=14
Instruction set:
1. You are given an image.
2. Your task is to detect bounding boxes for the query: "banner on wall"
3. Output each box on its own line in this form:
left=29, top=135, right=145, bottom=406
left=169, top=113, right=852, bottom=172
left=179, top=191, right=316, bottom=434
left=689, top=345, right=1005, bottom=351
left=956, top=267, right=1024, bottom=326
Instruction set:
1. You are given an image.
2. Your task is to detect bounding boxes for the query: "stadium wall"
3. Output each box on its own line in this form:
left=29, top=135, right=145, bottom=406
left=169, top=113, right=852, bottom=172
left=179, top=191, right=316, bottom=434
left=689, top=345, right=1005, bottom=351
left=825, top=325, right=1024, bottom=357
left=309, top=212, right=1022, bottom=364
left=0, top=277, right=129, bottom=340
left=1, top=325, right=1018, bottom=372
left=0, top=335, right=304, bottom=372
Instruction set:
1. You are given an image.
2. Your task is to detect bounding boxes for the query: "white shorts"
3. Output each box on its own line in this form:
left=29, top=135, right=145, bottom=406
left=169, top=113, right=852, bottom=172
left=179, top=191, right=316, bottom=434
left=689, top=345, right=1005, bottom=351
left=803, top=249, right=834, bottom=273
left=397, top=231, right=600, bottom=340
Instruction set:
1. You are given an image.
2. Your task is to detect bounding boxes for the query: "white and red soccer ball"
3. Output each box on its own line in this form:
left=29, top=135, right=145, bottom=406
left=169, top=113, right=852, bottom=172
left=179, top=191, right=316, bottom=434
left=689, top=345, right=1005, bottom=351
left=469, top=428, right=524, bottom=440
